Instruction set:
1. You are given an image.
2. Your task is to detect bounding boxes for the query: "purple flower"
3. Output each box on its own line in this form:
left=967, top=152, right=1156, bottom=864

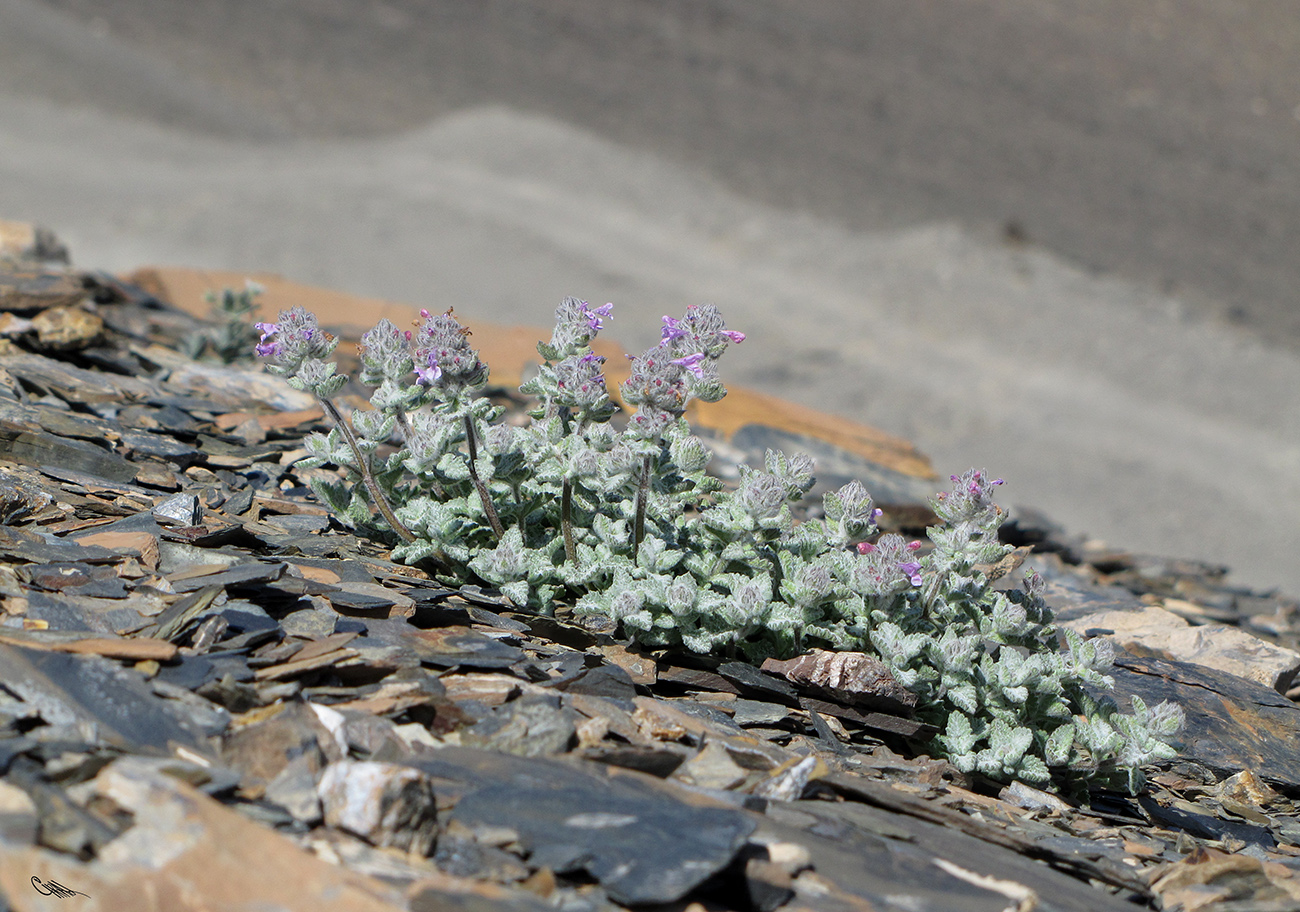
left=898, top=561, right=924, bottom=587
left=934, top=469, right=1006, bottom=527
left=253, top=322, right=280, bottom=358
left=583, top=302, right=613, bottom=332
left=721, top=330, right=745, bottom=343
left=661, top=316, right=687, bottom=341
left=414, top=352, right=443, bottom=386
left=671, top=352, right=706, bottom=377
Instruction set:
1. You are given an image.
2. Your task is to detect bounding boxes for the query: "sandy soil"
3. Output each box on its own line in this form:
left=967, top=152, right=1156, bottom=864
left=0, top=0, right=1296, bottom=595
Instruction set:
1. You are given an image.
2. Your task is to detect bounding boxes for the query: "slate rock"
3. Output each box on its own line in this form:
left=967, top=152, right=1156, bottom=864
left=0, top=426, right=137, bottom=484
left=450, top=777, right=756, bottom=905
left=0, top=758, right=417, bottom=911
left=0, top=265, right=85, bottom=311
left=0, top=220, right=68, bottom=264
left=761, top=649, right=918, bottom=713
left=1110, top=653, right=1300, bottom=790
left=463, top=694, right=578, bottom=758
left=1051, top=572, right=1300, bottom=693
left=0, top=643, right=214, bottom=759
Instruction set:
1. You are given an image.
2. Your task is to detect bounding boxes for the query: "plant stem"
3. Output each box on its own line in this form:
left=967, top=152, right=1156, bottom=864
left=632, top=454, right=651, bottom=566
left=464, top=413, right=505, bottom=540
left=561, top=478, right=576, bottom=564
left=318, top=397, right=415, bottom=544
left=394, top=406, right=415, bottom=443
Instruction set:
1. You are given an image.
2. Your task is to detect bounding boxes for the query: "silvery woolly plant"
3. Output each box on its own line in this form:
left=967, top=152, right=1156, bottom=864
left=255, top=299, right=1182, bottom=795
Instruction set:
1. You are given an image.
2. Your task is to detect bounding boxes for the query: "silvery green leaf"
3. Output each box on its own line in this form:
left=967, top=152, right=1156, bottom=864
left=942, top=713, right=977, bottom=756
left=501, top=580, right=530, bottom=607
left=681, top=624, right=730, bottom=655
left=1044, top=723, right=1075, bottom=766
left=351, top=408, right=396, bottom=441
left=1078, top=717, right=1122, bottom=756
left=1017, top=755, right=1051, bottom=784
left=947, top=683, right=979, bottom=715
left=309, top=476, right=353, bottom=516
left=666, top=574, right=698, bottom=616
left=637, top=536, right=683, bottom=574
left=1147, top=701, right=1186, bottom=737
left=436, top=452, right=471, bottom=481
left=391, top=539, right=442, bottom=564
left=991, top=722, right=1033, bottom=767
left=950, top=751, right=978, bottom=774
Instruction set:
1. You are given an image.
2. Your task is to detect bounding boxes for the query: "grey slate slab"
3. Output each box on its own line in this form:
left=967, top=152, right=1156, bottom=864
left=0, top=643, right=215, bottom=759
left=439, top=748, right=757, bottom=905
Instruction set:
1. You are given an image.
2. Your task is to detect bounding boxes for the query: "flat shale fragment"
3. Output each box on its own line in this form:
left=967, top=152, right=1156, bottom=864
left=442, top=750, right=757, bottom=905
left=0, top=760, right=413, bottom=912
left=0, top=643, right=215, bottom=759
left=761, top=649, right=918, bottom=713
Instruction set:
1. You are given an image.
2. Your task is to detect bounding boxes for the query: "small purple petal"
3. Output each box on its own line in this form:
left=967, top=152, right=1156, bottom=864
left=254, top=321, right=277, bottom=342
left=255, top=340, right=281, bottom=358
left=671, top=352, right=706, bottom=377
left=721, top=330, right=745, bottom=343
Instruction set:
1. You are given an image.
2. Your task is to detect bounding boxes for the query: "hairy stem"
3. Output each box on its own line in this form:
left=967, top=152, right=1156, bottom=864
left=394, top=406, right=415, bottom=443
left=318, top=397, right=415, bottom=544
left=632, top=454, right=651, bottom=566
left=561, top=478, right=576, bottom=564
left=464, top=413, right=505, bottom=540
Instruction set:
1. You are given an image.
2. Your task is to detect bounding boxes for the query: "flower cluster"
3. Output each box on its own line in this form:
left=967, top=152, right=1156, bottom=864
left=256, top=300, right=1182, bottom=795
left=621, top=304, right=743, bottom=437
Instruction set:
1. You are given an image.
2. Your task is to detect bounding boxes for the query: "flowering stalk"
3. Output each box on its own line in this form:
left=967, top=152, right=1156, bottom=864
left=621, top=304, right=744, bottom=563
left=255, top=308, right=416, bottom=545
left=318, top=398, right=416, bottom=544
left=561, top=478, right=576, bottom=564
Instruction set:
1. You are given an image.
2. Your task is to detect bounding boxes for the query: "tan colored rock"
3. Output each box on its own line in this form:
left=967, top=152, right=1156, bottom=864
left=441, top=673, right=524, bottom=707
left=73, top=530, right=160, bottom=571
left=0, top=760, right=409, bottom=912
left=31, top=305, right=103, bottom=350
left=0, top=267, right=85, bottom=311
left=674, top=740, right=749, bottom=791
left=762, top=649, right=917, bottom=710
left=1060, top=603, right=1300, bottom=693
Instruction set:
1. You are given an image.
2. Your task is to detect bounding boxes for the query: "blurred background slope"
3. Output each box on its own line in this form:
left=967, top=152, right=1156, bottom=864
left=1, top=0, right=1297, bottom=593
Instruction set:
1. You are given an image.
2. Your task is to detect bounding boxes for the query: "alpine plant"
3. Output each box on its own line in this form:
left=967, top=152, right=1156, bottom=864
left=256, top=299, right=1182, bottom=794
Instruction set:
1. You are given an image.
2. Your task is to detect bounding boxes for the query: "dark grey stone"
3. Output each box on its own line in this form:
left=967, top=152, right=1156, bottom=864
left=451, top=779, right=756, bottom=905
